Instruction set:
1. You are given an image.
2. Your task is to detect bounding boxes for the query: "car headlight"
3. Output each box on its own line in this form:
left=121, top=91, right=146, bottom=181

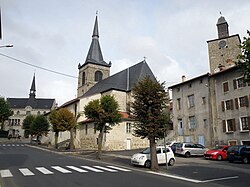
left=139, top=155, right=145, bottom=160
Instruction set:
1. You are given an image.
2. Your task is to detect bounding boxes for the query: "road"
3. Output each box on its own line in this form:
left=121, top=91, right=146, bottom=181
left=1, top=142, right=249, bottom=187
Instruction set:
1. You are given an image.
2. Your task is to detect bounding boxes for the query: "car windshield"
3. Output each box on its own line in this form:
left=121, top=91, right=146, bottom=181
left=141, top=147, right=150, bottom=154
left=211, top=146, right=223, bottom=150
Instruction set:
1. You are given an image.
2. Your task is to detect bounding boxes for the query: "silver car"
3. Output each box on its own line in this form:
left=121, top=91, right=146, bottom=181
left=175, top=143, right=207, bottom=157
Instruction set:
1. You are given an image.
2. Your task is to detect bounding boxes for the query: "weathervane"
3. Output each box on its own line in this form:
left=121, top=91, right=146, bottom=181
left=96, top=10, right=98, bottom=15
left=143, top=56, right=146, bottom=61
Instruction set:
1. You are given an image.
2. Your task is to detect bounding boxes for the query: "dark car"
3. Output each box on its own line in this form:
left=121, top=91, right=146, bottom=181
left=227, top=145, right=250, bottom=164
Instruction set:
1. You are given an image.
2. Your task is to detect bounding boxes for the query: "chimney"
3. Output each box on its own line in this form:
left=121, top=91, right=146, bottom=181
left=181, top=75, right=186, bottom=82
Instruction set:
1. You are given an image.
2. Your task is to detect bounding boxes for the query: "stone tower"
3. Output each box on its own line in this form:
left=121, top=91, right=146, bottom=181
left=207, top=15, right=241, bottom=74
left=77, top=16, right=111, bottom=97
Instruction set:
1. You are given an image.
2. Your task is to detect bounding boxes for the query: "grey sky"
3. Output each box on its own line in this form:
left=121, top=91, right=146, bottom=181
left=1, top=0, right=250, bottom=105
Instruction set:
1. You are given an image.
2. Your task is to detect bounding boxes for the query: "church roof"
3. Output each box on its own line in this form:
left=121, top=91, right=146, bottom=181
left=79, top=16, right=111, bottom=69
left=7, top=98, right=55, bottom=109
left=81, top=60, right=156, bottom=97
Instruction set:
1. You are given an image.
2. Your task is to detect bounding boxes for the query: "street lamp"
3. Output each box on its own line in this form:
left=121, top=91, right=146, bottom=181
left=0, top=44, right=13, bottom=48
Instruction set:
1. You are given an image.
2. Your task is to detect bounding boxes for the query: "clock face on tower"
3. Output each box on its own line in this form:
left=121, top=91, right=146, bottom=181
left=218, top=40, right=227, bottom=48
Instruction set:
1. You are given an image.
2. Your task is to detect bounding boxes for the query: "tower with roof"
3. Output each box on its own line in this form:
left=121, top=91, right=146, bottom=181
left=77, top=15, right=111, bottom=97
left=207, top=15, right=241, bottom=74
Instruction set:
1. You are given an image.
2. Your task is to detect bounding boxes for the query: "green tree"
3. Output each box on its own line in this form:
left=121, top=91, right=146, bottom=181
left=0, top=97, right=13, bottom=130
left=84, top=95, right=122, bottom=159
left=22, top=115, right=35, bottom=138
left=31, top=115, right=49, bottom=140
left=130, top=76, right=170, bottom=171
left=49, top=108, right=76, bottom=149
left=236, top=30, right=250, bottom=83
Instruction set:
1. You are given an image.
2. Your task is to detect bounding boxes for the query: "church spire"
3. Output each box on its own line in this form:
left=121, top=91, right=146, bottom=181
left=216, top=13, right=229, bottom=39
left=82, top=15, right=111, bottom=68
left=29, top=74, right=36, bottom=98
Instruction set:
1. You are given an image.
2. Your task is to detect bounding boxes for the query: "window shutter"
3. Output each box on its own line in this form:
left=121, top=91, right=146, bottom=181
left=221, top=101, right=225, bottom=111
left=232, top=119, right=236, bottom=131
left=223, top=82, right=228, bottom=92
left=222, top=120, right=226, bottom=132
left=245, top=96, right=249, bottom=107
left=248, top=117, right=250, bottom=130
left=235, top=98, right=239, bottom=109
left=233, top=79, right=237, bottom=89
left=231, top=99, right=234, bottom=110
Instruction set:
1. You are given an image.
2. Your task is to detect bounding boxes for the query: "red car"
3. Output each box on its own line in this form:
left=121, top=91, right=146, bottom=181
left=204, top=145, right=229, bottom=160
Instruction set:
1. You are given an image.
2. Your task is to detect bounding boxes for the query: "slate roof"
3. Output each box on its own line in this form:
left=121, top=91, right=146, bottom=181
left=81, top=60, right=156, bottom=98
left=7, top=98, right=55, bottom=110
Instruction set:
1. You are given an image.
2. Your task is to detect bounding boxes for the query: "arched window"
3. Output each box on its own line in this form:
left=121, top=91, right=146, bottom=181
left=82, top=72, right=86, bottom=85
left=95, top=71, right=103, bottom=82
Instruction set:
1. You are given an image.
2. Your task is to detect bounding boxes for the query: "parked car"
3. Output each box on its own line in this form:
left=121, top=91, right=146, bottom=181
left=175, top=143, right=207, bottom=158
left=170, top=142, right=181, bottom=154
left=227, top=145, right=250, bottom=164
left=131, top=146, right=175, bottom=168
left=204, top=145, right=229, bottom=160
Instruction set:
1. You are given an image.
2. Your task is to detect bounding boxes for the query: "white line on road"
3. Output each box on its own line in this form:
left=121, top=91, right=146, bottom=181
left=94, top=166, right=118, bottom=172
left=107, top=166, right=131, bottom=172
left=19, top=168, right=35, bottom=176
left=0, top=170, right=13, bottom=178
left=201, top=176, right=239, bottom=183
left=81, top=166, right=104, bottom=172
left=66, top=166, right=88, bottom=173
left=51, top=166, right=72, bottom=173
left=36, top=167, right=54, bottom=174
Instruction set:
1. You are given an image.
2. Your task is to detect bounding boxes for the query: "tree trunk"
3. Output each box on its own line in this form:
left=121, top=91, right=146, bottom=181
left=149, top=136, right=159, bottom=171
left=70, top=127, right=76, bottom=150
left=55, top=131, right=59, bottom=149
left=96, top=125, right=105, bottom=160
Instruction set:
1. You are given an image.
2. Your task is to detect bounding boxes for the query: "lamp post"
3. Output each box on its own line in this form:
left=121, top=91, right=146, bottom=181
left=0, top=44, right=13, bottom=48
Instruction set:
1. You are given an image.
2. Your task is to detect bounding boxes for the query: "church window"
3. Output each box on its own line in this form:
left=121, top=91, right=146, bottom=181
left=82, top=72, right=86, bottom=85
left=95, top=71, right=103, bottom=82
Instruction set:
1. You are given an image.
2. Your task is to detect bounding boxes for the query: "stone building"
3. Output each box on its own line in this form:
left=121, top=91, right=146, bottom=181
left=6, top=75, right=56, bottom=138
left=169, top=15, right=250, bottom=147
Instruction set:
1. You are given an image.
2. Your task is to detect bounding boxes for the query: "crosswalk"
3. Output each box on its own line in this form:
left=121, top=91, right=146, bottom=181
left=0, top=144, right=25, bottom=147
left=0, top=165, right=131, bottom=178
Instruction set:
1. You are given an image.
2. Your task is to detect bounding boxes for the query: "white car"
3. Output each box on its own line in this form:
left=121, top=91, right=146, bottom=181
left=131, top=146, right=175, bottom=168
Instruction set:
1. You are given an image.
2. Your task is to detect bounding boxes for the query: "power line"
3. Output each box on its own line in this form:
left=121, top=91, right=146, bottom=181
left=0, top=53, right=78, bottom=79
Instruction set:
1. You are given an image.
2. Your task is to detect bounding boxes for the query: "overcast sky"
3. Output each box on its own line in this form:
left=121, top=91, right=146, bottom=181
left=1, top=0, right=250, bottom=105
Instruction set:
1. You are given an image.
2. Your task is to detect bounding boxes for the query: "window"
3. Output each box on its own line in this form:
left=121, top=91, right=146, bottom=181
left=188, top=95, right=195, bottom=108
left=82, top=72, right=86, bottom=85
left=26, top=111, right=31, bottom=115
left=126, top=123, right=131, bottom=133
left=189, top=83, right=192, bottom=88
left=240, top=117, right=249, bottom=131
left=85, top=124, right=88, bottom=134
left=239, top=96, right=249, bottom=107
left=225, top=100, right=234, bottom=110
left=228, top=140, right=237, bottom=146
left=203, top=119, right=208, bottom=127
left=95, top=71, right=103, bottom=82
left=177, top=98, right=181, bottom=110
left=16, top=111, right=20, bottom=115
left=234, top=77, right=246, bottom=89
left=177, top=87, right=180, bottom=92
left=202, top=97, right=206, bottom=104
left=223, top=119, right=236, bottom=132
left=189, top=116, right=196, bottom=129
left=223, top=82, right=229, bottom=92
left=200, top=79, right=203, bottom=84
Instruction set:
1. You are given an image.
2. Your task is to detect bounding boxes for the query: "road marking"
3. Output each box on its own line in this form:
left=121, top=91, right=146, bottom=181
left=107, top=166, right=131, bottom=172
left=81, top=166, right=104, bottom=172
left=202, top=176, right=239, bottom=183
left=66, top=166, right=88, bottom=173
left=93, top=166, right=118, bottom=172
left=51, top=166, right=72, bottom=173
left=36, top=167, right=53, bottom=174
left=2, top=144, right=5, bottom=146
left=16, top=144, right=20, bottom=146
left=0, top=170, right=13, bottom=178
left=19, top=168, right=35, bottom=176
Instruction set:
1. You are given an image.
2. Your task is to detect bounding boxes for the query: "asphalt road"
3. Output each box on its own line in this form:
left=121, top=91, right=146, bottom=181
left=0, top=142, right=249, bottom=187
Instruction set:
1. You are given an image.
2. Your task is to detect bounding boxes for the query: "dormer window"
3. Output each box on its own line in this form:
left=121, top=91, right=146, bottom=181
left=95, top=71, right=103, bottom=82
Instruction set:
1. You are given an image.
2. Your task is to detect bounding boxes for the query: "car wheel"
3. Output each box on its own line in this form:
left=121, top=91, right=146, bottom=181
left=185, top=152, right=190, bottom=158
left=168, top=158, right=175, bottom=166
left=243, top=157, right=248, bottom=164
left=217, top=155, right=222, bottom=161
left=144, top=160, right=151, bottom=168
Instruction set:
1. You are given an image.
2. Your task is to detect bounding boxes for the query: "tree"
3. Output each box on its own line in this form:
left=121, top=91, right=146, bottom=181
left=236, top=30, right=250, bottom=83
left=30, top=115, right=49, bottom=140
left=48, top=108, right=76, bottom=149
left=84, top=95, right=122, bottom=159
left=22, top=115, right=35, bottom=138
left=0, top=97, right=13, bottom=130
left=130, top=76, right=170, bottom=171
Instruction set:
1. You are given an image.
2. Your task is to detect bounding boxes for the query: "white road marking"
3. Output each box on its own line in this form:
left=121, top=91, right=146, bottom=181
left=202, top=176, right=239, bottom=183
left=81, top=166, right=104, bottom=172
left=93, top=166, right=118, bottom=172
left=66, top=166, right=88, bottom=173
left=12, top=144, right=15, bottom=146
left=0, top=170, right=13, bottom=178
left=2, top=144, right=6, bottom=146
left=107, top=166, right=131, bottom=172
left=36, top=167, right=54, bottom=174
left=51, top=166, right=72, bottom=173
left=16, top=144, right=20, bottom=146
left=19, top=168, right=35, bottom=176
